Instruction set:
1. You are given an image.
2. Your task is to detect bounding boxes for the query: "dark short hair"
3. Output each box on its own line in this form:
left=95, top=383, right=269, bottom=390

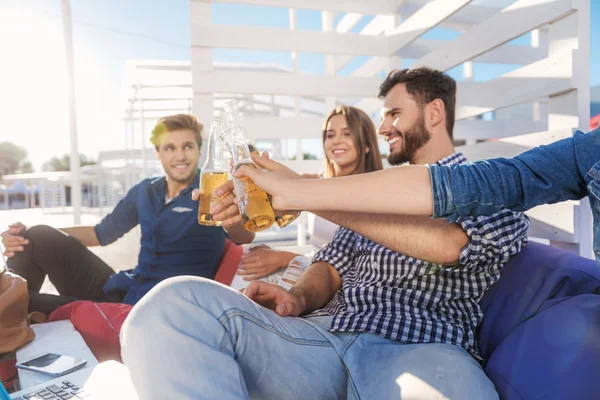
left=378, top=67, right=456, bottom=138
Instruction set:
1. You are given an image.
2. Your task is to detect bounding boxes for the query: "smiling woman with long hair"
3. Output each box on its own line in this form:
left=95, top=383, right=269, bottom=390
left=236, top=105, right=383, bottom=284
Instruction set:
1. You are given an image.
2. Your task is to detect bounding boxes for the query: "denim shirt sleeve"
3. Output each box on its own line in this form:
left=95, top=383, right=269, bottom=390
left=429, top=131, right=592, bottom=221
left=94, top=183, right=141, bottom=246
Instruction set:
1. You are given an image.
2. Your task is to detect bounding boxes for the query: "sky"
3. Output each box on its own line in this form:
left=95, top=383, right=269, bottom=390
left=0, top=0, right=599, bottom=170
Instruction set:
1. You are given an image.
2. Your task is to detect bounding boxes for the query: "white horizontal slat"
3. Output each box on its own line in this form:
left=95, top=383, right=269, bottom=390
left=453, top=120, right=549, bottom=141
left=387, top=0, right=473, bottom=52
left=193, top=0, right=402, bottom=15
left=352, top=57, right=389, bottom=77
left=498, top=127, right=573, bottom=147
left=353, top=50, right=568, bottom=116
left=400, top=1, right=501, bottom=27
left=414, top=0, right=575, bottom=71
left=191, top=24, right=388, bottom=56
left=336, top=40, right=546, bottom=75
left=193, top=69, right=382, bottom=98
left=456, top=50, right=574, bottom=119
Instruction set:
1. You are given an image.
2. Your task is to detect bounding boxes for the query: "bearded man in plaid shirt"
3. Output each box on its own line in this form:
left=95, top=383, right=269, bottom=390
left=121, top=68, right=529, bottom=400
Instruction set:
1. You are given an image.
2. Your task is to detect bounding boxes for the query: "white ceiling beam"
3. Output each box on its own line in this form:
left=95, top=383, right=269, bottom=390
left=414, top=0, right=575, bottom=71
left=192, top=24, right=389, bottom=56
left=192, top=0, right=404, bottom=15
left=193, top=69, right=382, bottom=98
left=400, top=1, right=500, bottom=27
left=456, top=50, right=575, bottom=120
left=336, top=13, right=363, bottom=33
left=454, top=119, right=549, bottom=141
left=387, top=0, right=473, bottom=52
left=352, top=50, right=568, bottom=116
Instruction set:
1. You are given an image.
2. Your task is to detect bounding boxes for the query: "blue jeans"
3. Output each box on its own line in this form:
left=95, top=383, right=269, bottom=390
left=121, top=277, right=498, bottom=400
left=429, top=128, right=600, bottom=262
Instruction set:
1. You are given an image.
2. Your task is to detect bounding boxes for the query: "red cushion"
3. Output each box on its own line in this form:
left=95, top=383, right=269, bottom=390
left=214, top=238, right=243, bottom=286
left=47, top=301, right=131, bottom=362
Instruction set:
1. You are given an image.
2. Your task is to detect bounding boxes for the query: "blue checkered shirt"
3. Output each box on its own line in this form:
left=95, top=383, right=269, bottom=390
left=311, top=153, right=530, bottom=359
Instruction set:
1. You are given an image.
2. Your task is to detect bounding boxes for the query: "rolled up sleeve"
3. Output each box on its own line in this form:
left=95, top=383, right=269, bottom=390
left=312, top=227, right=356, bottom=277
left=457, top=209, right=530, bottom=274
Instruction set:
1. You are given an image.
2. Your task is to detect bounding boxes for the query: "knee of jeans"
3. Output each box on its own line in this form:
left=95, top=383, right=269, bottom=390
left=25, top=225, right=60, bottom=241
left=123, top=277, right=232, bottom=326
left=120, top=277, right=230, bottom=349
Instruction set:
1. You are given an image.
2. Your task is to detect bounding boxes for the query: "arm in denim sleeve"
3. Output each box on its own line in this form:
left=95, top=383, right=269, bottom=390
left=430, top=132, right=591, bottom=221
left=457, top=210, right=530, bottom=273
left=94, top=183, right=141, bottom=246
left=312, top=227, right=356, bottom=277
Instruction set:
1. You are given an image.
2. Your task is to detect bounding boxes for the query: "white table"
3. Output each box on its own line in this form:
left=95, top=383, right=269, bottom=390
left=16, top=320, right=98, bottom=390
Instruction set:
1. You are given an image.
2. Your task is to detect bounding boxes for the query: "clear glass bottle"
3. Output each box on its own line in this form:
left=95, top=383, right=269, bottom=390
left=247, top=143, right=301, bottom=228
left=198, top=111, right=229, bottom=226
left=222, top=101, right=275, bottom=232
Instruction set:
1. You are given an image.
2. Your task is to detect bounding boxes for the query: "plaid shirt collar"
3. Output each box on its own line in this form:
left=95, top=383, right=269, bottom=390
left=435, top=152, right=467, bottom=166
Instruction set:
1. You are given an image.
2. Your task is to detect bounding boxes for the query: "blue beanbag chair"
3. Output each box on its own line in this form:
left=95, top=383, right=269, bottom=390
left=479, top=242, right=600, bottom=399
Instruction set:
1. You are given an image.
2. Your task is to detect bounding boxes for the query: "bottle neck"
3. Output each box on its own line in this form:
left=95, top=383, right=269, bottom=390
left=203, top=120, right=225, bottom=170
left=223, top=128, right=252, bottom=165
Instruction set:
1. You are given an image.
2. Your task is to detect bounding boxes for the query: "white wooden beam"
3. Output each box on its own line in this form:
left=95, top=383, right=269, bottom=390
left=387, top=0, right=473, bottom=52
left=336, top=13, right=363, bottom=33
left=400, top=1, right=500, bottom=27
left=414, top=0, right=575, bottom=71
left=193, top=68, right=382, bottom=98
left=454, top=120, right=549, bottom=141
left=189, top=1, right=213, bottom=136
left=547, top=2, right=592, bottom=257
left=192, top=0, right=403, bottom=15
left=352, top=51, right=566, bottom=115
left=192, top=24, right=389, bottom=56
left=456, top=50, right=574, bottom=120
left=335, top=39, right=546, bottom=75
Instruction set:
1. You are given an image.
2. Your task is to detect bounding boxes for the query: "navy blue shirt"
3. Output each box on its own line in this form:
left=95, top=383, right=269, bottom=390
left=95, top=174, right=226, bottom=304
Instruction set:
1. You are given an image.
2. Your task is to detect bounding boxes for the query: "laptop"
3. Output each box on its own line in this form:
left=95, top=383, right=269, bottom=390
left=10, top=361, right=139, bottom=400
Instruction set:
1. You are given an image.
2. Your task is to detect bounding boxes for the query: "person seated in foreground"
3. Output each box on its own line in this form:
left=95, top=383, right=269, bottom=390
left=120, top=68, right=530, bottom=399
left=0, top=114, right=254, bottom=314
left=199, top=105, right=383, bottom=287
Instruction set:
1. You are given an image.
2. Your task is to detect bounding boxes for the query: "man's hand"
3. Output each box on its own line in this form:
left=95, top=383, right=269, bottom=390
left=1, top=222, right=28, bottom=257
left=238, top=246, right=288, bottom=281
left=233, top=153, right=301, bottom=211
left=192, top=182, right=241, bottom=229
left=244, top=281, right=305, bottom=317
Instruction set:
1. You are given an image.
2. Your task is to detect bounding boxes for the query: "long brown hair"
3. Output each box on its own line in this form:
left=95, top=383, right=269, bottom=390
left=322, top=105, right=384, bottom=178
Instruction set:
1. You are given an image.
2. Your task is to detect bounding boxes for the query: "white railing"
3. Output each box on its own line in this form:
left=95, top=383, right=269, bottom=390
left=190, top=0, right=592, bottom=257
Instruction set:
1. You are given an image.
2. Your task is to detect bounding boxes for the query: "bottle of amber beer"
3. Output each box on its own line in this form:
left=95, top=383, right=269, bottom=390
left=222, top=101, right=275, bottom=232
left=197, top=112, right=228, bottom=226
left=247, top=143, right=301, bottom=228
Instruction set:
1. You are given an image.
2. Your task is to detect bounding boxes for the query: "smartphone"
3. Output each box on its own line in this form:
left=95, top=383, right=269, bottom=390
left=15, top=353, right=87, bottom=377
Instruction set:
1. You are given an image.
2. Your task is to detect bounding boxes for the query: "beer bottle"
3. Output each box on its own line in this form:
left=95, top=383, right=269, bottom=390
left=198, top=112, right=229, bottom=226
left=247, top=144, right=301, bottom=229
left=222, top=101, right=275, bottom=232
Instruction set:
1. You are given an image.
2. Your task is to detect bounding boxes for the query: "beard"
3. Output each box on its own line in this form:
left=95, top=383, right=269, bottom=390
left=387, top=114, right=431, bottom=166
